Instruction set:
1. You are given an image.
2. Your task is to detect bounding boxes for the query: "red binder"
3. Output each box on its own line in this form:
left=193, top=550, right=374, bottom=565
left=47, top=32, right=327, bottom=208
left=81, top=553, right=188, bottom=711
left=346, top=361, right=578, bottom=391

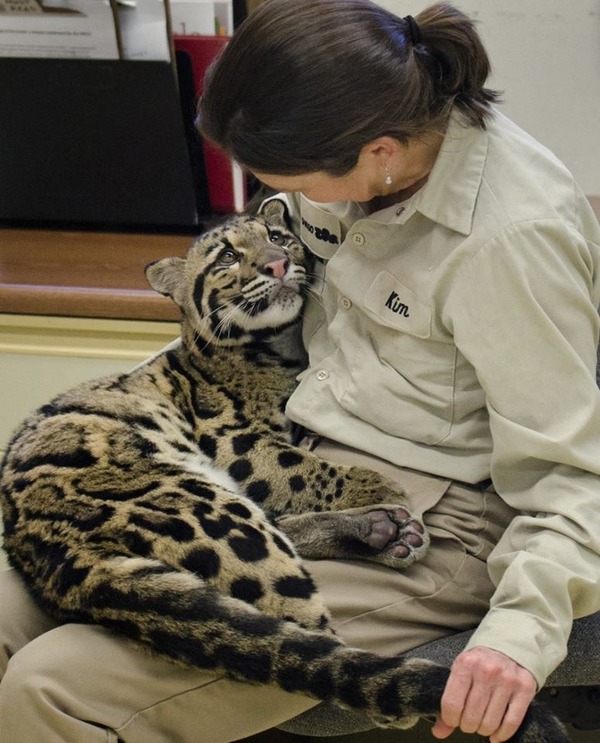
left=174, top=35, right=246, bottom=214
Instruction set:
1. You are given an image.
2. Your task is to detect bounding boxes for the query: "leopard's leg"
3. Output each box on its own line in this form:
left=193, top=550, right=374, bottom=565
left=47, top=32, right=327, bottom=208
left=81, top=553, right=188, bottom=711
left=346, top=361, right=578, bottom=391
left=216, top=430, right=426, bottom=528
left=277, top=504, right=429, bottom=568
left=217, top=434, right=429, bottom=563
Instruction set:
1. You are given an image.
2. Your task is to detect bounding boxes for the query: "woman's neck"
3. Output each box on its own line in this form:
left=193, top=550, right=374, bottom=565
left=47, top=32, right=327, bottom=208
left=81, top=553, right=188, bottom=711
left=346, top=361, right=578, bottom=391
left=367, top=132, right=443, bottom=214
left=367, top=173, right=430, bottom=213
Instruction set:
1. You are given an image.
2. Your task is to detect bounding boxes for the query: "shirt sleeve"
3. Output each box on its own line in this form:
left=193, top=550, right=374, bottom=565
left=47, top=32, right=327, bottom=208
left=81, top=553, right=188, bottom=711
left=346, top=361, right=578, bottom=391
left=444, top=218, right=600, bottom=687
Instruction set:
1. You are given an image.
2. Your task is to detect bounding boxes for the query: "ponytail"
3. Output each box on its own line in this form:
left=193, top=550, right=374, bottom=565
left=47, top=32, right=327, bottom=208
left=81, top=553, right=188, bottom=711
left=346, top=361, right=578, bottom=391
left=198, top=0, right=501, bottom=175
left=414, top=2, right=501, bottom=129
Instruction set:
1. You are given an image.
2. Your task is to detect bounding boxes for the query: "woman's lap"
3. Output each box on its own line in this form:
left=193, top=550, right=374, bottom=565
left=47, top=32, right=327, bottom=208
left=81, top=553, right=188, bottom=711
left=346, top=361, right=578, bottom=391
left=0, top=444, right=513, bottom=741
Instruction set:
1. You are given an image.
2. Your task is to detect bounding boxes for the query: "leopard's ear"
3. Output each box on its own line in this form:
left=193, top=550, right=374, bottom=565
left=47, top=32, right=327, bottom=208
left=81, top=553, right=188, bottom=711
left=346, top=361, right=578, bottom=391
left=145, top=257, right=186, bottom=304
left=259, top=198, right=291, bottom=229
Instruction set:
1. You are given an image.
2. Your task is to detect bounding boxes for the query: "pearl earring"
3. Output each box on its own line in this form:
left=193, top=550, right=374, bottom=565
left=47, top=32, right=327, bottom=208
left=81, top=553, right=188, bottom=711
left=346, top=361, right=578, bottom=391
left=385, top=167, right=393, bottom=186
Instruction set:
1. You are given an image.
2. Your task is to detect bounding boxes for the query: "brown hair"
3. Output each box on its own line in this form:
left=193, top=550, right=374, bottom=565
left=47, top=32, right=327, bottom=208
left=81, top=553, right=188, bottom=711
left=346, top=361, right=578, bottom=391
left=197, top=0, right=500, bottom=176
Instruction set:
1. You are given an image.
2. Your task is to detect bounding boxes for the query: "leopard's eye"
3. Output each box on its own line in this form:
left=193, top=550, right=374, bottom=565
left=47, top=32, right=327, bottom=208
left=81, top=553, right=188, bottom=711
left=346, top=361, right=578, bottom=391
left=216, top=248, right=239, bottom=266
left=268, top=230, right=288, bottom=247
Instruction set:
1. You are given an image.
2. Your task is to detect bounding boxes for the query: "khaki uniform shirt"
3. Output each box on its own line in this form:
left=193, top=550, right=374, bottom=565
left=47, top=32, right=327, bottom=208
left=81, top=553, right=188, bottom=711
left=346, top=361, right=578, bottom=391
left=277, top=110, right=600, bottom=686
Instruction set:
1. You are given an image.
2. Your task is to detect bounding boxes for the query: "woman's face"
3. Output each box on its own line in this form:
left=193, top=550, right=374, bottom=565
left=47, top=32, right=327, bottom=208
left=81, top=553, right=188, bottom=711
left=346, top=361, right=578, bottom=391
left=250, top=134, right=442, bottom=204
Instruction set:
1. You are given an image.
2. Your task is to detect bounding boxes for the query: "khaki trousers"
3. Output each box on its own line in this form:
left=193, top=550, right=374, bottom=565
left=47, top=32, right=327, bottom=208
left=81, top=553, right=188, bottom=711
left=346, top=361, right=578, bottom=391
left=0, top=440, right=516, bottom=743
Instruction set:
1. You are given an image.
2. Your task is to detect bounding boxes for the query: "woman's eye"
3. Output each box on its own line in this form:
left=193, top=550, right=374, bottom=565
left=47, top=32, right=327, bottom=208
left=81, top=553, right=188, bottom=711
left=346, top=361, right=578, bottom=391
left=217, top=248, right=239, bottom=265
left=268, top=230, right=287, bottom=246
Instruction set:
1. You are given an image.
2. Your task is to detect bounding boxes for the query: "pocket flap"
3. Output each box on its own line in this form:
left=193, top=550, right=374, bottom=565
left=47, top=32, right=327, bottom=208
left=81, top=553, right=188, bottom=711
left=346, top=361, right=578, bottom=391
left=364, top=272, right=432, bottom=338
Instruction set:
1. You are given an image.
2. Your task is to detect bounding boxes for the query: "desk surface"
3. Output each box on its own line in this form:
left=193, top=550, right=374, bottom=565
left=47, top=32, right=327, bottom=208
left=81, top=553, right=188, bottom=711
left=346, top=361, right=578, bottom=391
left=0, top=229, right=194, bottom=321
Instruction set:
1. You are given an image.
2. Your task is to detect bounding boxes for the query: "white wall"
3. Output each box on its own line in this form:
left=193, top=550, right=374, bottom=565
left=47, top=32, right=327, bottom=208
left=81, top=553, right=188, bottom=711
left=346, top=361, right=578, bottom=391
left=375, top=0, right=600, bottom=196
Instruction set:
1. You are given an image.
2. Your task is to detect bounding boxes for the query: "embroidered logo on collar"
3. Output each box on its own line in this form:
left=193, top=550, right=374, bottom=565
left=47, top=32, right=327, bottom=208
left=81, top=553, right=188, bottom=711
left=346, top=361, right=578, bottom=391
left=301, top=216, right=339, bottom=245
left=384, top=290, right=410, bottom=318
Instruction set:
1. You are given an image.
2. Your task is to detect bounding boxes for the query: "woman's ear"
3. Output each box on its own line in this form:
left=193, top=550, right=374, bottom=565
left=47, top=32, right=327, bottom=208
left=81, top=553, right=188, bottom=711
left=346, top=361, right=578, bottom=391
left=359, top=136, right=403, bottom=165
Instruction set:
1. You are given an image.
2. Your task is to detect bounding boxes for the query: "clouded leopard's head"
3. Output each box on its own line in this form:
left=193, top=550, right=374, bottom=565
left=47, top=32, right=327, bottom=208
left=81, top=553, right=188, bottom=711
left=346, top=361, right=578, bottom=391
left=145, top=199, right=309, bottom=349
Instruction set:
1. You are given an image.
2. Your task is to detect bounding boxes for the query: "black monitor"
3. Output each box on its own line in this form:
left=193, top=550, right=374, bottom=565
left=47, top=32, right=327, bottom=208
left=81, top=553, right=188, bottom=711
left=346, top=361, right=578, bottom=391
left=0, top=57, right=208, bottom=231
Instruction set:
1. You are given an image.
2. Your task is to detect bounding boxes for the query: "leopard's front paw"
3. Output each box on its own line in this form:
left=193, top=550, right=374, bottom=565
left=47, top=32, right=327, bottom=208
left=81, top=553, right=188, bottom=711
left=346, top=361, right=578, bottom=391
left=347, top=505, right=429, bottom=568
left=276, top=504, right=429, bottom=567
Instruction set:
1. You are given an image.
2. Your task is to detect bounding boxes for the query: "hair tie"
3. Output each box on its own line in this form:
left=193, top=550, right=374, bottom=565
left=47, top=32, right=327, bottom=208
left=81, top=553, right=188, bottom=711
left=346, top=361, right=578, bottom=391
left=404, top=15, right=422, bottom=46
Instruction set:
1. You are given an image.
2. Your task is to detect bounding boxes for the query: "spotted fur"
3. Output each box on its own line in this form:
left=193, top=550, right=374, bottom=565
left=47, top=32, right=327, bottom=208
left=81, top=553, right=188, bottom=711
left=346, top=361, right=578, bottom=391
left=0, top=200, right=567, bottom=740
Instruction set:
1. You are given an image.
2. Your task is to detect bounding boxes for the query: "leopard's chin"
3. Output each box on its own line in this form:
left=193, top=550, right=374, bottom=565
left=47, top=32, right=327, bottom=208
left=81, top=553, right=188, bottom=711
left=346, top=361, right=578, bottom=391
left=240, top=290, right=304, bottom=331
left=273, top=285, right=302, bottom=302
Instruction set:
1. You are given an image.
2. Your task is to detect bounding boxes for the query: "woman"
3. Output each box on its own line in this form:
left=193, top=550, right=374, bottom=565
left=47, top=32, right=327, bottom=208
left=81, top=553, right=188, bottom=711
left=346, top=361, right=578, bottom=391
left=0, top=2, right=599, bottom=742
left=199, top=0, right=600, bottom=739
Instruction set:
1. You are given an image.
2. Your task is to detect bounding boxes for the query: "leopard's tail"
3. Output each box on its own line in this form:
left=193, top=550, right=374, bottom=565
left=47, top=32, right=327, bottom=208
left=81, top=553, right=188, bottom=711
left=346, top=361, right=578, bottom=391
left=17, top=553, right=569, bottom=742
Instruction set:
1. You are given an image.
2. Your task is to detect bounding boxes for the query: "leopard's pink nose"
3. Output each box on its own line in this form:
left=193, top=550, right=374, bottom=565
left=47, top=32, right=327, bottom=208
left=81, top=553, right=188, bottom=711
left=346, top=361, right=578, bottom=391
left=264, top=258, right=289, bottom=279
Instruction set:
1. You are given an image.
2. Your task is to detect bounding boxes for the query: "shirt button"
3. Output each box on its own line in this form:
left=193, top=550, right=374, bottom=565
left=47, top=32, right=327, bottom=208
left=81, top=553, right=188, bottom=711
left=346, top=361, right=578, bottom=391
left=340, top=297, right=352, bottom=310
left=316, top=370, right=329, bottom=381
left=396, top=206, right=405, bottom=216
left=352, top=232, right=365, bottom=246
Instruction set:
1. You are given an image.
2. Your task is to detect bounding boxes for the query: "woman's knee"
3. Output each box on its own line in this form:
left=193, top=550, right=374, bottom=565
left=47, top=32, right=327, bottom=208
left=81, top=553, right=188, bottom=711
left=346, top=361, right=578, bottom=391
left=0, top=569, right=57, bottom=676
left=0, top=626, right=131, bottom=743
left=0, top=628, right=72, bottom=721
left=1, top=624, right=140, bottom=726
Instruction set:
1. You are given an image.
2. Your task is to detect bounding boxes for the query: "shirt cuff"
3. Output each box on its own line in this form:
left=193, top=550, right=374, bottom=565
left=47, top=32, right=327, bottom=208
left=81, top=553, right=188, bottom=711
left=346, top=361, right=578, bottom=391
left=464, top=608, right=569, bottom=689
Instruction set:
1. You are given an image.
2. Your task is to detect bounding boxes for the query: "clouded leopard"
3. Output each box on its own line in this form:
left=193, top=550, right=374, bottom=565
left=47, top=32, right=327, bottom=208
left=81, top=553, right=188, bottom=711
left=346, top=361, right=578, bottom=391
left=0, top=199, right=567, bottom=740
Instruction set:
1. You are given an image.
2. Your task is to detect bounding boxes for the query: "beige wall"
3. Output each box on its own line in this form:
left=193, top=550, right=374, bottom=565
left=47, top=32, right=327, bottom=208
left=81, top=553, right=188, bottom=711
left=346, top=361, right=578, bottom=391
left=374, top=0, right=600, bottom=199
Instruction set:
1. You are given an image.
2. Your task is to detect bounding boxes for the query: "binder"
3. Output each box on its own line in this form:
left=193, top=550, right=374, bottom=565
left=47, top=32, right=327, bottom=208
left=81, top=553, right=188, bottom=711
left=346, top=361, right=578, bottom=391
left=174, top=34, right=246, bottom=214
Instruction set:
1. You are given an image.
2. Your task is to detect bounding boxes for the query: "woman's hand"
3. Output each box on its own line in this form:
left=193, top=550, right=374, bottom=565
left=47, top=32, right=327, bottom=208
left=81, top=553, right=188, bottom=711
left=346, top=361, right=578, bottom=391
left=431, top=646, right=537, bottom=742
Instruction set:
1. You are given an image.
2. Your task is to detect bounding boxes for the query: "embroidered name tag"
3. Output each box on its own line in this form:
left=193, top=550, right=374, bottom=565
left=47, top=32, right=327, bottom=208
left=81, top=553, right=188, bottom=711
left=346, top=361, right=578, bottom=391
left=364, top=271, right=431, bottom=338
left=384, top=290, right=410, bottom=318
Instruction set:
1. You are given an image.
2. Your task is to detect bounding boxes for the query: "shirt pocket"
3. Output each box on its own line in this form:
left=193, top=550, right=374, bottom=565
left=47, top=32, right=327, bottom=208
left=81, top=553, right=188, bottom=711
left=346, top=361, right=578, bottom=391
left=341, top=273, right=457, bottom=445
left=364, top=271, right=432, bottom=337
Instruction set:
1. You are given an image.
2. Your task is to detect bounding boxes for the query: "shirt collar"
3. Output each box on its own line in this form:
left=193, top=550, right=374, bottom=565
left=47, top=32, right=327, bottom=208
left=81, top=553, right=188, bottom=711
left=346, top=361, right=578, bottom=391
left=296, top=109, right=489, bottom=252
left=413, top=110, right=488, bottom=236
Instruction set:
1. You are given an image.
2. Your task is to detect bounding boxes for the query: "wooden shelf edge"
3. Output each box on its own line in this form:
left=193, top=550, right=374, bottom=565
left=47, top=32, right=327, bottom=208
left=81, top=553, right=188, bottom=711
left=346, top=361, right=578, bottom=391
left=0, top=284, right=180, bottom=322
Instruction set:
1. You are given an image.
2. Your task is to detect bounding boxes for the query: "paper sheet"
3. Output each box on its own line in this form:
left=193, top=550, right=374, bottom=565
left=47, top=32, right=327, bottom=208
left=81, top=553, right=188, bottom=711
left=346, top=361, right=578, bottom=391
left=0, top=0, right=120, bottom=59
